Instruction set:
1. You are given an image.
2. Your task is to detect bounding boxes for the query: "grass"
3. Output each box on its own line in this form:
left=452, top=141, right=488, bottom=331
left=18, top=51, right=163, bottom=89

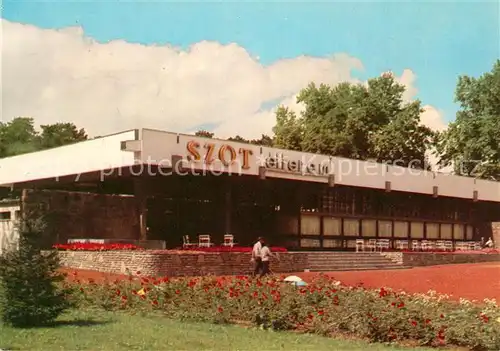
left=0, top=309, right=438, bottom=351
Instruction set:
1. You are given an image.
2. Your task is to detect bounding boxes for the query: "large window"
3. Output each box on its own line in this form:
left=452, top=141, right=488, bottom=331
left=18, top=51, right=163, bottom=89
left=323, top=217, right=341, bottom=236
left=300, top=215, right=320, bottom=235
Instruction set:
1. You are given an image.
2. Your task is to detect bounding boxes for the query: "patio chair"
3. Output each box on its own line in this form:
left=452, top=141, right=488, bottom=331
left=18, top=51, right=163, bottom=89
left=365, top=239, right=376, bottom=252
left=376, top=239, right=390, bottom=252
left=198, top=234, right=214, bottom=248
left=436, top=240, right=446, bottom=251
left=222, top=234, right=236, bottom=247
left=355, top=239, right=364, bottom=252
left=454, top=241, right=466, bottom=251
left=443, top=241, right=453, bottom=251
left=421, top=240, right=432, bottom=251
left=182, top=235, right=196, bottom=249
left=395, top=240, right=409, bottom=250
left=411, top=240, right=421, bottom=251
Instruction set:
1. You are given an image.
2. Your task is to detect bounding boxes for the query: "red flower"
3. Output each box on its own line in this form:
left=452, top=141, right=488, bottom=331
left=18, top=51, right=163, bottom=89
left=136, top=271, right=141, bottom=275
left=217, top=306, right=223, bottom=313
left=440, top=314, right=445, bottom=319
left=379, top=287, right=389, bottom=298
left=152, top=300, right=159, bottom=306
left=121, top=295, right=127, bottom=301
left=115, top=289, right=121, bottom=296
left=425, top=319, right=431, bottom=325
left=410, top=320, right=417, bottom=327
left=397, top=301, right=405, bottom=309
left=317, top=310, right=325, bottom=316
left=175, top=289, right=181, bottom=294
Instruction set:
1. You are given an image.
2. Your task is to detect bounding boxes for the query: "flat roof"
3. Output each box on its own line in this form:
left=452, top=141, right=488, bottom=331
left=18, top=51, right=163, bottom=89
left=0, top=128, right=499, bottom=203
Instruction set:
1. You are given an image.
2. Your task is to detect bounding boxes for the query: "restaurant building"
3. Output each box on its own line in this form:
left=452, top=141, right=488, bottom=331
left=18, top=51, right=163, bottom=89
left=0, top=128, right=499, bottom=249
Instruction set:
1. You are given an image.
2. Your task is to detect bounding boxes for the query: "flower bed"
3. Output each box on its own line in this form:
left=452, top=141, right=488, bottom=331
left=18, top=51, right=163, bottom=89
left=53, top=243, right=143, bottom=251
left=67, top=272, right=500, bottom=350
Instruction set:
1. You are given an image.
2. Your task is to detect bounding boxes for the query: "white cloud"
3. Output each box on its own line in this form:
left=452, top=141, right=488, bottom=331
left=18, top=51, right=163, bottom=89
left=2, top=19, right=448, bottom=145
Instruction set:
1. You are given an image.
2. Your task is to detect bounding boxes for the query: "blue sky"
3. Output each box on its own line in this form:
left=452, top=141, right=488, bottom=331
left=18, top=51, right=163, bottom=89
left=3, top=0, right=499, bottom=125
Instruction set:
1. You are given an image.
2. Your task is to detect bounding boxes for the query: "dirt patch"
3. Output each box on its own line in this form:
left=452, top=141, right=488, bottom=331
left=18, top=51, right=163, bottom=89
left=297, top=263, right=500, bottom=302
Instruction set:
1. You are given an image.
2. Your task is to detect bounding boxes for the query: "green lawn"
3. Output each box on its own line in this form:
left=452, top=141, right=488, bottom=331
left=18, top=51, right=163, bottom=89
left=0, top=310, right=435, bottom=351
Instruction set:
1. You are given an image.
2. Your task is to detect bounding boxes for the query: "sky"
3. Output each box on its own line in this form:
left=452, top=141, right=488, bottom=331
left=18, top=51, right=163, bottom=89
left=1, top=0, right=499, bottom=139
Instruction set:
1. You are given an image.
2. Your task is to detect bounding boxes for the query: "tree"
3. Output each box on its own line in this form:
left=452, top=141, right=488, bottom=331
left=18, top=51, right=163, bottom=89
left=0, top=118, right=88, bottom=158
left=38, top=123, right=87, bottom=149
left=0, top=117, right=39, bottom=158
left=0, top=214, right=73, bottom=327
left=227, top=134, right=274, bottom=146
left=436, top=60, right=500, bottom=180
left=195, top=130, right=214, bottom=138
left=272, top=74, right=436, bottom=169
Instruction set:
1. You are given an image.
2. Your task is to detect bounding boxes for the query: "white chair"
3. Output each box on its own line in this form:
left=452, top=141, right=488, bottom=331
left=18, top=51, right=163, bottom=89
left=411, top=240, right=421, bottom=251
left=395, top=240, right=409, bottom=250
left=444, top=241, right=453, bottom=251
left=222, top=234, right=236, bottom=247
left=182, top=235, right=196, bottom=249
left=376, top=239, right=390, bottom=252
left=421, top=240, right=432, bottom=251
left=436, top=240, right=446, bottom=251
left=455, top=241, right=466, bottom=251
left=355, top=239, right=364, bottom=252
left=198, top=234, right=213, bottom=248
left=366, top=239, right=376, bottom=252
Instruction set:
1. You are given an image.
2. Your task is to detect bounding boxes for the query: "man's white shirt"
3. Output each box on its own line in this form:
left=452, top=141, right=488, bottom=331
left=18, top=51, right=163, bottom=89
left=252, top=241, right=262, bottom=259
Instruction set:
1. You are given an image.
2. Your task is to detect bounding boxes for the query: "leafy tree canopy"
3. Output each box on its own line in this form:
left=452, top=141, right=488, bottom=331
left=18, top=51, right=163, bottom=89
left=0, top=117, right=88, bottom=159
left=273, top=74, right=436, bottom=169
left=436, top=60, right=500, bottom=180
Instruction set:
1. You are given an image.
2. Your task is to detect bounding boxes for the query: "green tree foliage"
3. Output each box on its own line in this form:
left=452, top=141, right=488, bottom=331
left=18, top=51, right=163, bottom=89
left=272, top=74, right=436, bottom=169
left=194, top=130, right=214, bottom=138
left=38, top=123, right=88, bottom=150
left=194, top=130, right=274, bottom=146
left=227, top=134, right=274, bottom=146
left=0, top=214, right=73, bottom=327
left=0, top=118, right=88, bottom=158
left=436, top=60, right=500, bottom=180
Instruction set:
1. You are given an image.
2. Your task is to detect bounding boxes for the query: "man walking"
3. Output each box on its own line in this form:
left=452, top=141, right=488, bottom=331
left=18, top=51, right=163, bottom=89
left=251, top=237, right=264, bottom=276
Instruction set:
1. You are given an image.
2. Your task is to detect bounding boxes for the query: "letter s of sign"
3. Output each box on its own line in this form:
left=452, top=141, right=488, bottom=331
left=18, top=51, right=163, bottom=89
left=186, top=141, right=201, bottom=161
left=218, top=145, right=237, bottom=166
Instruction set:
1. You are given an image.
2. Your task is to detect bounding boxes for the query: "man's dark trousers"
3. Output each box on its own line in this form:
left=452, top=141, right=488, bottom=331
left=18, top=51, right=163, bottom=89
left=253, top=257, right=263, bottom=276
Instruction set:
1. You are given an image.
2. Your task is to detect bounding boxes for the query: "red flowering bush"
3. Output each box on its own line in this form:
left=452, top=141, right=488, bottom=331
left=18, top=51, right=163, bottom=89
left=67, top=273, right=500, bottom=350
left=53, top=243, right=143, bottom=251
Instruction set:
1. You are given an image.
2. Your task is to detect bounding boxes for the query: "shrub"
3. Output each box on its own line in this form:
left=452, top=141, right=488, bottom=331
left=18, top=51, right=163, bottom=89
left=69, top=273, right=500, bottom=350
left=0, top=217, right=73, bottom=327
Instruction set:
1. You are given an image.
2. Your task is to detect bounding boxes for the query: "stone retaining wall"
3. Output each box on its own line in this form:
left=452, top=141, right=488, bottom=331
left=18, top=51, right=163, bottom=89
left=57, top=250, right=500, bottom=277
left=384, top=252, right=500, bottom=267
left=492, top=222, right=500, bottom=249
left=57, top=250, right=308, bottom=277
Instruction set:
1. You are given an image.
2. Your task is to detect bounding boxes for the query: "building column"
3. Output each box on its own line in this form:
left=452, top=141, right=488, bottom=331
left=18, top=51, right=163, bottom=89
left=133, top=177, right=148, bottom=241
left=224, top=183, right=232, bottom=234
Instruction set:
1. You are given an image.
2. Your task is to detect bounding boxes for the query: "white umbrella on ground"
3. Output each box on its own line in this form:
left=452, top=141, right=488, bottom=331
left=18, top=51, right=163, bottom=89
left=283, top=275, right=303, bottom=282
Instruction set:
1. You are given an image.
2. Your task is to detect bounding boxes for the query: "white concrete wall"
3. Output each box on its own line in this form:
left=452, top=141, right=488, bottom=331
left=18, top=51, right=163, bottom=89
left=0, top=127, right=498, bottom=203
left=0, top=130, right=137, bottom=186
left=0, top=204, right=20, bottom=254
left=139, top=129, right=500, bottom=203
